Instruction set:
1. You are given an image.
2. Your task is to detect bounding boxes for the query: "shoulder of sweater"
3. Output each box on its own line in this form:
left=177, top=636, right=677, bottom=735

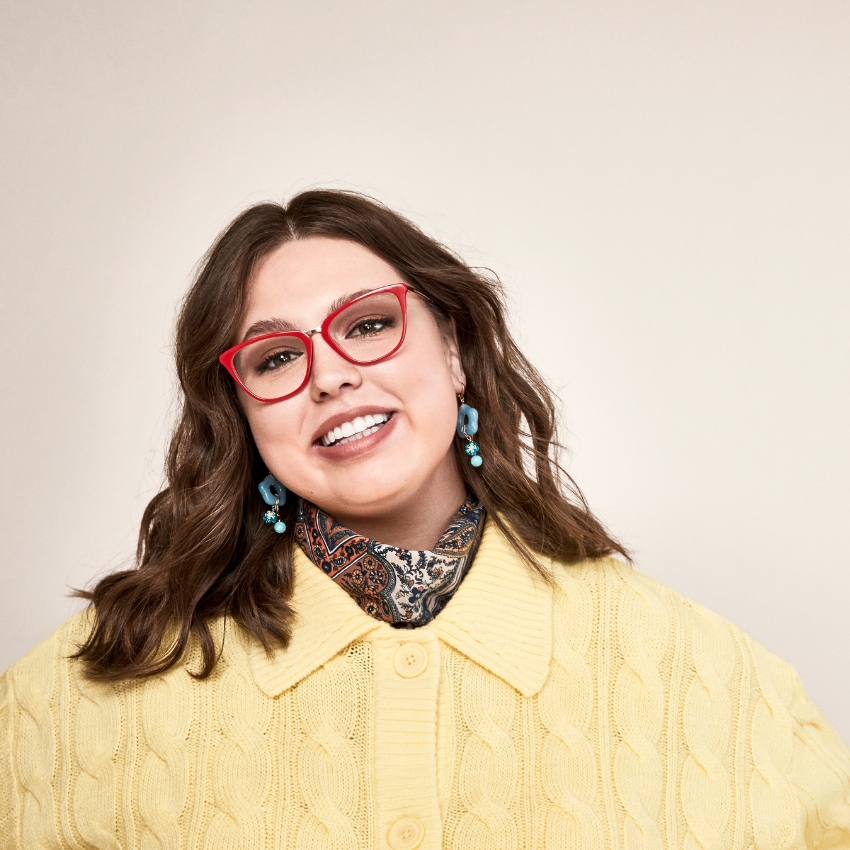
left=551, top=553, right=749, bottom=640
left=0, top=610, right=95, bottom=728
left=2, top=607, right=94, bottom=682
left=2, top=610, right=101, bottom=716
left=1, top=609, right=239, bottom=689
left=552, top=557, right=780, bottom=664
left=552, top=555, right=850, bottom=754
left=549, top=554, right=806, bottom=701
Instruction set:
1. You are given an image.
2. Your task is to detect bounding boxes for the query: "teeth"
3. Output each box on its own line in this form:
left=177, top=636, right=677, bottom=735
left=321, top=412, right=389, bottom=446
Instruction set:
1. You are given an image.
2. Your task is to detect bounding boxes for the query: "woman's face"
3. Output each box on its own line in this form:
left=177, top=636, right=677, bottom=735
left=235, top=237, right=467, bottom=526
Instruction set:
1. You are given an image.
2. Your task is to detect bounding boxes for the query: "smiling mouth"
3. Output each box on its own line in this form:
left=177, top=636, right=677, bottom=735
left=320, top=412, right=393, bottom=446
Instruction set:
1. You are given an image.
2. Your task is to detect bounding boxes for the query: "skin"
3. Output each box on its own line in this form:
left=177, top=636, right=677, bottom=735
left=235, top=236, right=469, bottom=550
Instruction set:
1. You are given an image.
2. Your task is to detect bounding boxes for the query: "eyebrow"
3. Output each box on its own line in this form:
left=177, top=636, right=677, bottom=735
left=241, top=317, right=298, bottom=341
left=241, top=289, right=375, bottom=342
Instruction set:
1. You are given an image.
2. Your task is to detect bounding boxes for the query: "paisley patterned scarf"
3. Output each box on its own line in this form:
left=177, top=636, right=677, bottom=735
left=294, top=494, right=485, bottom=627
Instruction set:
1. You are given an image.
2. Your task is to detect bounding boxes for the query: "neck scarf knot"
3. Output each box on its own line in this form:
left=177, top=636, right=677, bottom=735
left=294, top=494, right=485, bottom=627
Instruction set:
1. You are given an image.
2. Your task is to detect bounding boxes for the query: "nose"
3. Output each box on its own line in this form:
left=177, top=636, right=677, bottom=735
left=308, top=333, right=362, bottom=401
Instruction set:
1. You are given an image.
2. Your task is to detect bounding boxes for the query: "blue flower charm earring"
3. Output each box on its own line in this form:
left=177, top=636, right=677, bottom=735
left=457, top=391, right=483, bottom=468
left=259, top=474, right=287, bottom=533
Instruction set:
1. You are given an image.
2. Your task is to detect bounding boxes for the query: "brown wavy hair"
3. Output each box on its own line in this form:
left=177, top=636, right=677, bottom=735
left=74, top=189, right=628, bottom=681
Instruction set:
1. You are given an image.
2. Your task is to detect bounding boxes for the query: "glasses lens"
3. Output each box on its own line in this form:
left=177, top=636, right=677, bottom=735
left=329, top=290, right=405, bottom=363
left=232, top=334, right=308, bottom=400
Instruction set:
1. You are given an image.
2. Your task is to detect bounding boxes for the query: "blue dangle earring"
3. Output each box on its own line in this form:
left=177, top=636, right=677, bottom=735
left=258, top=473, right=287, bottom=534
left=457, top=390, right=483, bottom=468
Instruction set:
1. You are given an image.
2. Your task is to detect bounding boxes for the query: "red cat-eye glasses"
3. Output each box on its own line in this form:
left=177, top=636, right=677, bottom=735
left=219, top=283, right=428, bottom=403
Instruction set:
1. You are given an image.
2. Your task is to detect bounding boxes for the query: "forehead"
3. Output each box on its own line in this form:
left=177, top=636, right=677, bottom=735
left=242, top=237, right=399, bottom=327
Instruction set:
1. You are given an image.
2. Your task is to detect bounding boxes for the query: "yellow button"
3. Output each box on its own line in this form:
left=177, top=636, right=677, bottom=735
left=387, top=816, right=425, bottom=850
left=393, top=642, right=428, bottom=678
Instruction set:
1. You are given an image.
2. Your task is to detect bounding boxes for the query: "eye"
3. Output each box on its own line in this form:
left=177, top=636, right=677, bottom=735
left=347, top=315, right=396, bottom=338
left=254, top=346, right=303, bottom=374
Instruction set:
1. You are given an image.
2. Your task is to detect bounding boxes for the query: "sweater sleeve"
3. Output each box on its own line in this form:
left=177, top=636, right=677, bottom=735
left=747, top=636, right=850, bottom=849
left=0, top=627, right=68, bottom=850
left=788, top=670, right=850, bottom=849
left=0, top=671, right=20, bottom=848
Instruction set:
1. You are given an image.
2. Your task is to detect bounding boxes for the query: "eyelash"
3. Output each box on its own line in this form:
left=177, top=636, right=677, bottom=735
left=345, top=315, right=396, bottom=337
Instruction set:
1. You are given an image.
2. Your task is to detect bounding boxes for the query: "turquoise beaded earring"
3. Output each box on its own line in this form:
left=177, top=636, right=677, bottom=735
left=456, top=391, right=483, bottom=468
left=259, top=473, right=287, bottom=533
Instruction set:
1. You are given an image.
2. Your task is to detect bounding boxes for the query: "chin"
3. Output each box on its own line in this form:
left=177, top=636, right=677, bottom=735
left=329, top=476, right=419, bottom=517
left=316, top=460, right=431, bottom=519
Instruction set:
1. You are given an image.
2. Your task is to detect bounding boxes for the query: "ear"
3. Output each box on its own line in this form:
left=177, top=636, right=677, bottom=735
left=440, top=320, right=466, bottom=395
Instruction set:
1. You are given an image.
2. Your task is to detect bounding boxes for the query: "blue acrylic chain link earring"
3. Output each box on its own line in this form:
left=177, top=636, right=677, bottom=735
left=456, top=390, right=483, bottom=468
left=258, top=474, right=287, bottom=534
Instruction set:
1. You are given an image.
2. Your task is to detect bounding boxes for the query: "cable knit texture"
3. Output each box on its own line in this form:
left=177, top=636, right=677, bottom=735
left=1, top=521, right=849, bottom=849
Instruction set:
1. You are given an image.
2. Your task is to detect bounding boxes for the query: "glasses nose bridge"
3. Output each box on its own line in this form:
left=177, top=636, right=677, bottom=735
left=304, top=322, right=346, bottom=366
left=304, top=319, right=361, bottom=398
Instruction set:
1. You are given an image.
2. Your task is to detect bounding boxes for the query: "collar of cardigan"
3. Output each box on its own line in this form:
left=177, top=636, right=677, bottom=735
left=242, top=517, right=554, bottom=699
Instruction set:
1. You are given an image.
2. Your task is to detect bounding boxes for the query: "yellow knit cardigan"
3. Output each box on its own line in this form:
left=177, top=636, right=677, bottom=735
left=1, top=521, right=849, bottom=849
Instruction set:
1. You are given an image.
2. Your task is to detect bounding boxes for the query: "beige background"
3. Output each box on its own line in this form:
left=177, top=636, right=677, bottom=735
left=1, top=2, right=848, bottom=740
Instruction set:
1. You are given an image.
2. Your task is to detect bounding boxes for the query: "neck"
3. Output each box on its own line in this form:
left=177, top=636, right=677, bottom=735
left=328, top=462, right=468, bottom=550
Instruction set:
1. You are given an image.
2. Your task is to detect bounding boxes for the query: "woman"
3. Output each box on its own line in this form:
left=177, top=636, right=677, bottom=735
left=1, top=190, right=848, bottom=849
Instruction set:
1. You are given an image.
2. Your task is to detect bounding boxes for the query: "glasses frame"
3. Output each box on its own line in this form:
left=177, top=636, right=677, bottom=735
left=219, top=282, right=423, bottom=403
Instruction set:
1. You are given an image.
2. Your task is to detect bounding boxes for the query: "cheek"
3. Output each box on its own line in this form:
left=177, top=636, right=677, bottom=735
left=242, top=400, right=303, bottom=469
left=418, top=392, right=460, bottom=463
left=397, top=349, right=459, bottom=448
